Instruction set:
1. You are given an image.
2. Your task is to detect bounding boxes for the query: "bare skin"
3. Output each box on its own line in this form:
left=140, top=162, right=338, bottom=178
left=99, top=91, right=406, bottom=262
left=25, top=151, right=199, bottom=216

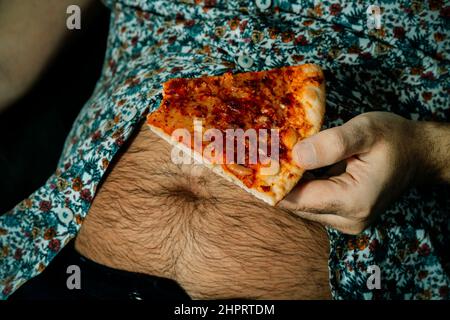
left=0, top=0, right=94, bottom=111
left=75, top=122, right=331, bottom=299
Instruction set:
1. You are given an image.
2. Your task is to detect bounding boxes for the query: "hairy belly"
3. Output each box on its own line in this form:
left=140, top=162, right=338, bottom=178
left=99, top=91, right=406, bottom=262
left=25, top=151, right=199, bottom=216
left=75, top=121, right=330, bottom=299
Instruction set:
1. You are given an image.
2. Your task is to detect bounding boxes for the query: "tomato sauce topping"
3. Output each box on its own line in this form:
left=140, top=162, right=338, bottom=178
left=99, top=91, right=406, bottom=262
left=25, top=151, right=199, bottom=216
left=147, top=65, right=322, bottom=188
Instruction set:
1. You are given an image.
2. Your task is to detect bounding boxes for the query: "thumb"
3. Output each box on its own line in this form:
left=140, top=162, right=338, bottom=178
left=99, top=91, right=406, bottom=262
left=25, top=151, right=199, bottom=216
left=292, top=118, right=374, bottom=170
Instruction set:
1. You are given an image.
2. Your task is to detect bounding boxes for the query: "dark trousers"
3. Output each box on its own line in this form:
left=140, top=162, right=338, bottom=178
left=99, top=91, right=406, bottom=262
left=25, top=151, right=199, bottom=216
left=10, top=240, right=191, bottom=301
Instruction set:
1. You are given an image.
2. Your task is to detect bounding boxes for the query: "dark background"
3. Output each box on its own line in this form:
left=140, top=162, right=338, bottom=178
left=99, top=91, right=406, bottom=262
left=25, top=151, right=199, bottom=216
left=0, top=5, right=111, bottom=299
left=0, top=4, right=110, bottom=214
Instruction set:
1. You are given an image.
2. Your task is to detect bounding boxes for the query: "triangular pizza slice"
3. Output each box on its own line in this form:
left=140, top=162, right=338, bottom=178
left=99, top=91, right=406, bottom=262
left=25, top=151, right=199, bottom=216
left=147, top=64, right=326, bottom=205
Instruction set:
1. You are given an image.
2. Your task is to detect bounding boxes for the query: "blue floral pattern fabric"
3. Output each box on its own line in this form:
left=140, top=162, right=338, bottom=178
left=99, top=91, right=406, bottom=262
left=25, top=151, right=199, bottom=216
left=1, top=0, right=449, bottom=299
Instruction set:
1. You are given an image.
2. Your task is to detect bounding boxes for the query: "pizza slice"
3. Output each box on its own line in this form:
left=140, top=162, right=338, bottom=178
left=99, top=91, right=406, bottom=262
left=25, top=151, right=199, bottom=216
left=147, top=64, right=325, bottom=205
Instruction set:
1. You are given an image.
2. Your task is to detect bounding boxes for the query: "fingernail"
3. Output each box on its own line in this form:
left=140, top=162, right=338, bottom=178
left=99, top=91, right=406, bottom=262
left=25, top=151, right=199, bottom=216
left=293, top=141, right=316, bottom=168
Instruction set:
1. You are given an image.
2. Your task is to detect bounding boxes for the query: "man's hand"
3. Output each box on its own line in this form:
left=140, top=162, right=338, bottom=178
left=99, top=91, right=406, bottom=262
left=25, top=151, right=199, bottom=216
left=279, top=112, right=450, bottom=235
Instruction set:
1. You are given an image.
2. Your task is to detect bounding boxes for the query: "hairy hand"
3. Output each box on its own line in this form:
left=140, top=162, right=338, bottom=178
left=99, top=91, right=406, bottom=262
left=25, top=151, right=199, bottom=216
left=279, top=111, right=437, bottom=235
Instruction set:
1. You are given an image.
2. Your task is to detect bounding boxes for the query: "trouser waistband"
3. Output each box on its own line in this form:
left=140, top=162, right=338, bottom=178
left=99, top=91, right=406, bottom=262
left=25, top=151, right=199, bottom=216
left=10, top=240, right=191, bottom=300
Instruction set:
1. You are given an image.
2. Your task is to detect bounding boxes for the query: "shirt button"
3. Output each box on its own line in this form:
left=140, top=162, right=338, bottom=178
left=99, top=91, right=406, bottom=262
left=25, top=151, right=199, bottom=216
left=57, top=207, right=74, bottom=225
left=237, top=54, right=254, bottom=69
left=255, top=0, right=271, bottom=10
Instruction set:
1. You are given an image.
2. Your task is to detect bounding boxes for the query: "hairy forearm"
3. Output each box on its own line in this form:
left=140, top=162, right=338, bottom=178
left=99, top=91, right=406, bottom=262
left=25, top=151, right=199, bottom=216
left=415, top=121, right=450, bottom=184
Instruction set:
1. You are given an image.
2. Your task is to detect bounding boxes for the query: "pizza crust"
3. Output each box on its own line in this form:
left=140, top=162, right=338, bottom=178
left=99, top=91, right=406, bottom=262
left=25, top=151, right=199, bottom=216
left=291, top=64, right=326, bottom=136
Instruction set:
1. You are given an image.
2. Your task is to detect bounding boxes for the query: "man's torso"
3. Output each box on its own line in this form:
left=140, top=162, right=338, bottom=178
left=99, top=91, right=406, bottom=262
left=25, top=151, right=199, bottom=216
left=75, top=121, right=330, bottom=299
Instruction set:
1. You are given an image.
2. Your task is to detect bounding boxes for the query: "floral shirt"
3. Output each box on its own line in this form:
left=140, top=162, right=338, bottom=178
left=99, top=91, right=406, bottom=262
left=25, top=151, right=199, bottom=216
left=1, top=0, right=449, bottom=300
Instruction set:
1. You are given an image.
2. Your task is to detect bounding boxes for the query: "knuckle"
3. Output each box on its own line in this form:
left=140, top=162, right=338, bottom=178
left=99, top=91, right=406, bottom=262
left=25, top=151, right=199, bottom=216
left=348, top=214, right=372, bottom=232
left=349, top=113, right=381, bottom=149
left=329, top=129, right=347, bottom=156
left=357, top=113, right=382, bottom=144
left=348, top=222, right=367, bottom=235
left=355, top=113, right=374, bottom=129
left=356, top=207, right=372, bottom=222
left=347, top=198, right=375, bottom=222
left=337, top=188, right=360, bottom=215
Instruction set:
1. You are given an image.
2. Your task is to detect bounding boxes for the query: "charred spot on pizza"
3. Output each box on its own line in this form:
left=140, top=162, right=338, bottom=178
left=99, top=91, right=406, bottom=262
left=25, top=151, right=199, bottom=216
left=281, top=93, right=296, bottom=108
